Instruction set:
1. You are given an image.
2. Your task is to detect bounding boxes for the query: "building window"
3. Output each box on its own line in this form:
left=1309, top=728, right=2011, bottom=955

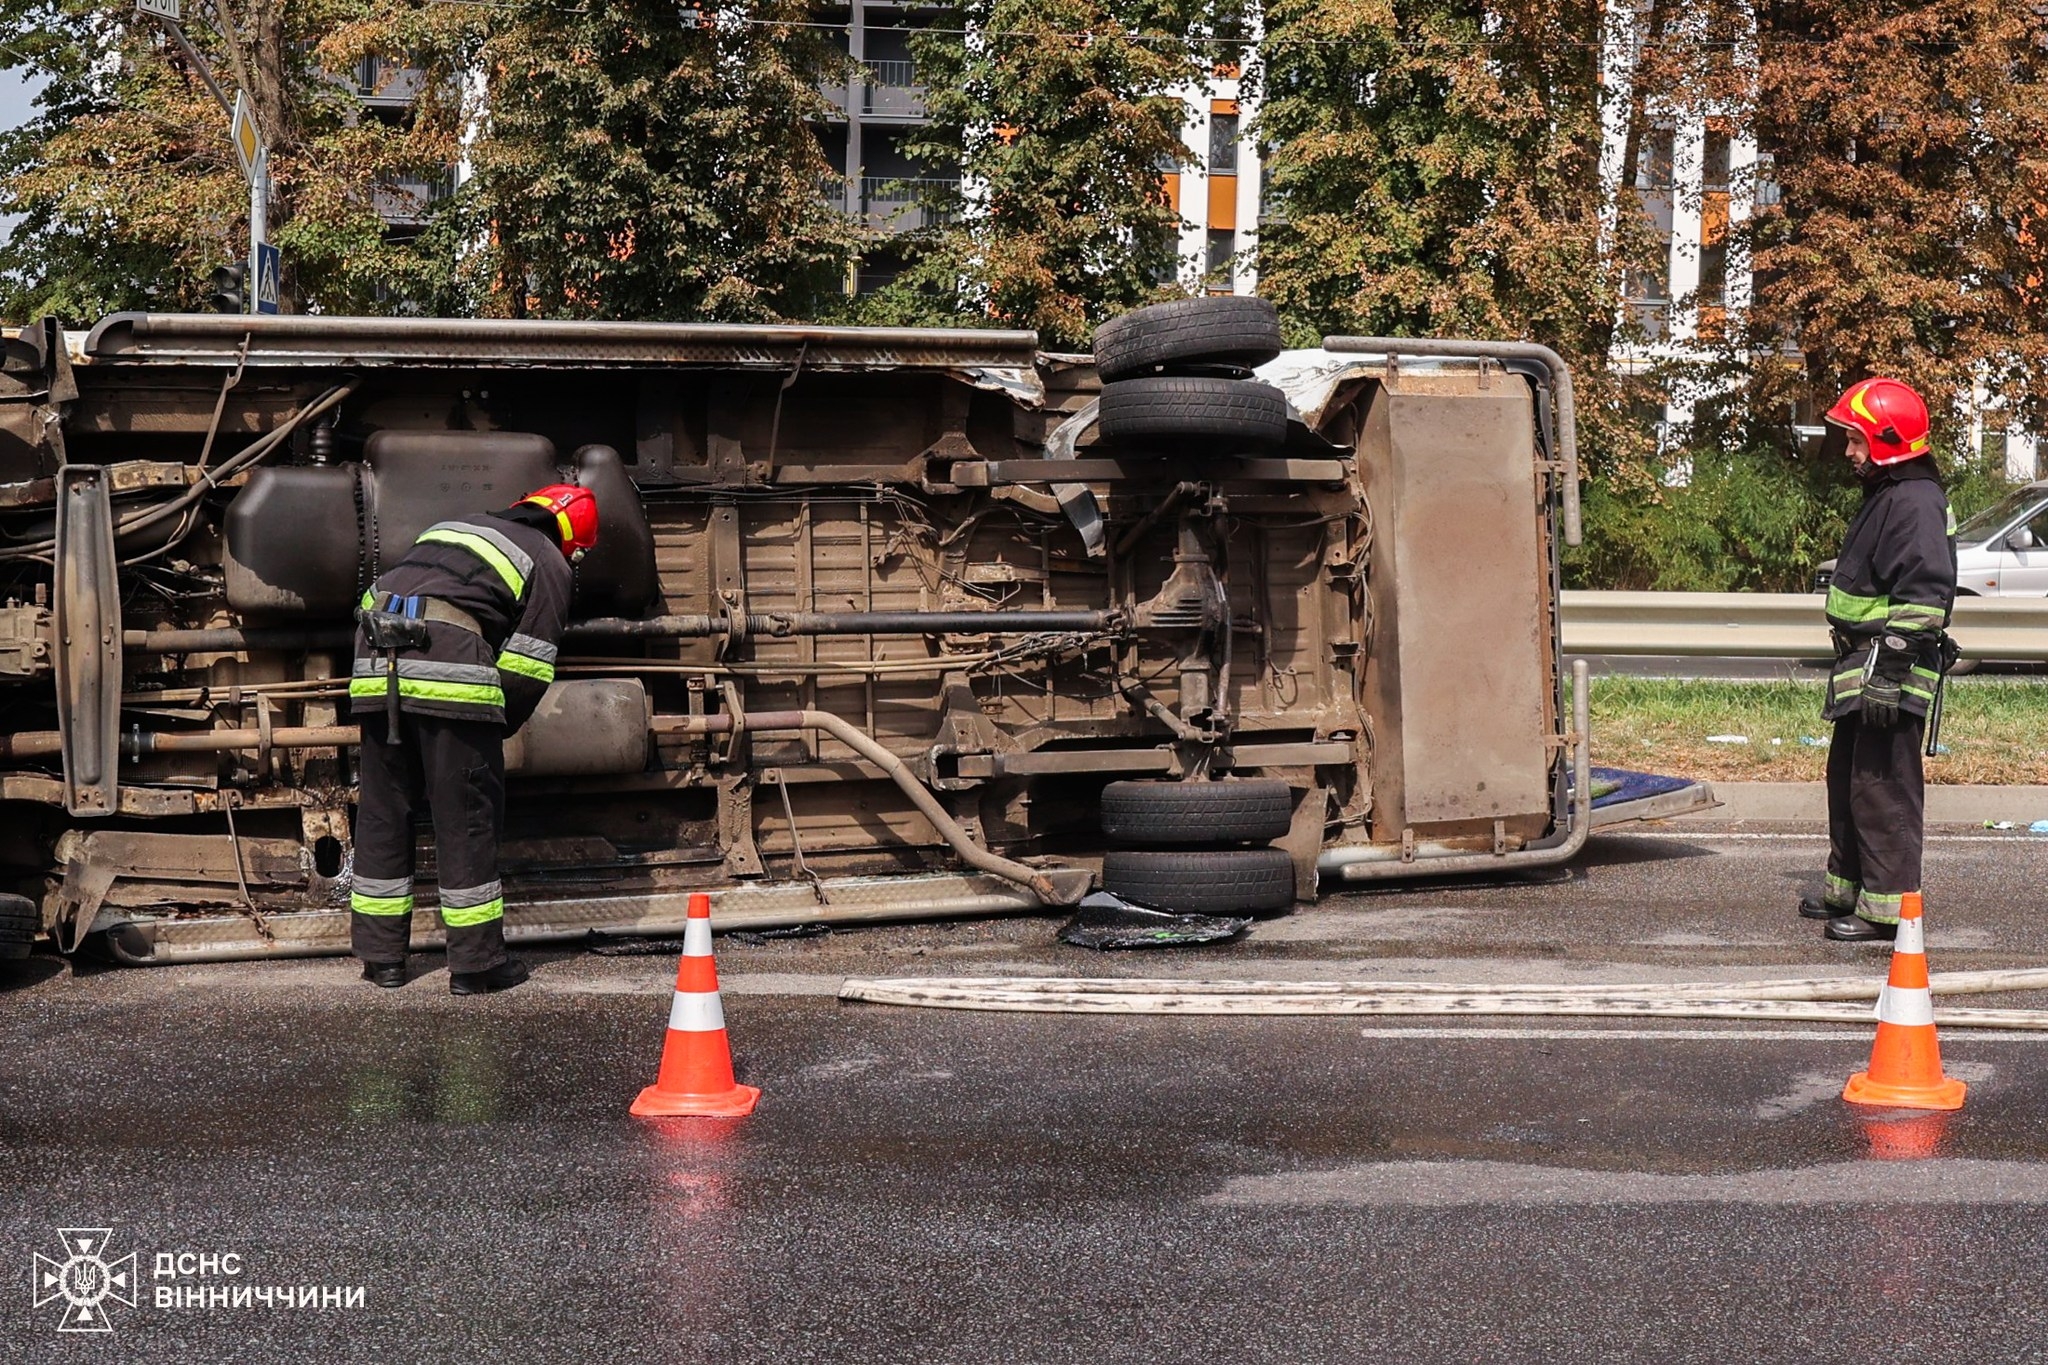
left=1636, top=128, right=1674, bottom=191
left=1205, top=229, right=1235, bottom=291
left=1752, top=151, right=1781, bottom=208
left=1697, top=241, right=1727, bottom=308
left=1208, top=114, right=1238, bottom=174
left=1702, top=129, right=1731, bottom=192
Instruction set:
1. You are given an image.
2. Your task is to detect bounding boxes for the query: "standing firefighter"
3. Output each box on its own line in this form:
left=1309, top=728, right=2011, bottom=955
left=347, top=485, right=599, bottom=992
left=1798, top=379, right=1958, bottom=942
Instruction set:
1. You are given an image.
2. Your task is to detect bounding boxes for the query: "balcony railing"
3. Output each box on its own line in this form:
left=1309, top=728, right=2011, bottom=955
left=354, top=56, right=426, bottom=107
left=861, top=60, right=925, bottom=118
left=1623, top=298, right=1670, bottom=344
left=373, top=172, right=457, bottom=227
left=857, top=176, right=956, bottom=231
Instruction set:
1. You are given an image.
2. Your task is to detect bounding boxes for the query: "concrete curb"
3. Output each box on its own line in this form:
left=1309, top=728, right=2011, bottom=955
left=1680, top=782, right=2048, bottom=825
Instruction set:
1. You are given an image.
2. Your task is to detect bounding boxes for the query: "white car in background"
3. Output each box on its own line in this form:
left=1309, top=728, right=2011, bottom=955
left=1816, top=481, right=2048, bottom=598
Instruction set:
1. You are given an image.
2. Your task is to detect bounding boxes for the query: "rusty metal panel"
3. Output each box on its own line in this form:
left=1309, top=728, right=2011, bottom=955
left=1358, top=371, right=1551, bottom=831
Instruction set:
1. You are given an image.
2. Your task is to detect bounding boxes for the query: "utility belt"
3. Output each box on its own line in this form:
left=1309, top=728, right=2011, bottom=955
left=1829, top=626, right=1963, bottom=757
left=356, top=593, right=486, bottom=743
left=1828, top=626, right=1960, bottom=673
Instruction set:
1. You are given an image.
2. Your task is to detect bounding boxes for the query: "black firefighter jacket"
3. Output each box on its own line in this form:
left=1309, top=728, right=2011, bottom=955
left=348, top=512, right=571, bottom=732
left=1821, top=458, right=1958, bottom=722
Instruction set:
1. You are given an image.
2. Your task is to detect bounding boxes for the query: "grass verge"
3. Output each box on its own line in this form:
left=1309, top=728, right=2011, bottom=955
left=1588, top=676, right=2048, bottom=785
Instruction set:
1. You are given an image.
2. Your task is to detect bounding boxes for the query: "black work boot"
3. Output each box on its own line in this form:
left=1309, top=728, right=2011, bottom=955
left=448, top=957, right=530, bottom=996
left=1824, top=915, right=1898, bottom=943
left=360, top=960, right=407, bottom=989
left=1797, top=894, right=1853, bottom=921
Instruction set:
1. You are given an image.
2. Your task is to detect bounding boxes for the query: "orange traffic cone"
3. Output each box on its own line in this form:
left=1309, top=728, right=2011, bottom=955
left=630, top=893, right=762, bottom=1118
left=1843, top=892, right=1966, bottom=1111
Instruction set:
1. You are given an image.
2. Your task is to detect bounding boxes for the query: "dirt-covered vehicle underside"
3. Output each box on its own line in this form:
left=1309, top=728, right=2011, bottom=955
left=0, top=308, right=1685, bottom=965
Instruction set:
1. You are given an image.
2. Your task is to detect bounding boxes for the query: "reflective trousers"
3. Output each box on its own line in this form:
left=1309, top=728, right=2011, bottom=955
left=349, top=712, right=509, bottom=974
left=1824, top=711, right=1926, bottom=925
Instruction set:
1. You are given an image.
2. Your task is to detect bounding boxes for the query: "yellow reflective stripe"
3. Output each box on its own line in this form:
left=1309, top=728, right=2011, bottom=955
left=360, top=589, right=376, bottom=610
left=417, top=528, right=527, bottom=598
left=351, top=893, right=414, bottom=917
left=348, top=677, right=506, bottom=708
left=1903, top=685, right=1934, bottom=702
left=497, top=650, right=555, bottom=683
left=1887, top=603, right=1944, bottom=628
left=441, top=897, right=504, bottom=928
left=1825, top=586, right=1889, bottom=622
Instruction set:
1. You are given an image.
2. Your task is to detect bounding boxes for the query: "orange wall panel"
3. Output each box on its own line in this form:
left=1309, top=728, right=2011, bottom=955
left=1702, top=191, right=1730, bottom=245
left=1208, top=174, right=1237, bottom=231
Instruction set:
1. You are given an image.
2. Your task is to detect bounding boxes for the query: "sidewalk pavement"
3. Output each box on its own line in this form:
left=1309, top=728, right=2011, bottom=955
left=1685, top=783, right=2048, bottom=825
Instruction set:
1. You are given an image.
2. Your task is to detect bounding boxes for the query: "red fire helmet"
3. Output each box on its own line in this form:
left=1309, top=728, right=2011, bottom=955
left=520, top=483, right=599, bottom=556
left=1825, top=377, right=1932, bottom=466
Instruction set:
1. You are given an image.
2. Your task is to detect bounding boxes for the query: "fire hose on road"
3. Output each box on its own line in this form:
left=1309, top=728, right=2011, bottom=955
left=837, top=969, right=2048, bottom=1029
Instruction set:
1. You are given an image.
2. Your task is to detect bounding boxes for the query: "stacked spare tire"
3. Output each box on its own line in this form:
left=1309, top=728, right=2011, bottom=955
left=1092, top=297, right=1288, bottom=454
left=1098, top=781, right=1297, bottom=915
left=1088, top=298, right=1299, bottom=915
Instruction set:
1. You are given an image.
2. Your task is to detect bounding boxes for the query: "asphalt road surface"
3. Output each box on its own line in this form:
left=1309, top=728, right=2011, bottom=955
left=8, top=824, right=2048, bottom=1362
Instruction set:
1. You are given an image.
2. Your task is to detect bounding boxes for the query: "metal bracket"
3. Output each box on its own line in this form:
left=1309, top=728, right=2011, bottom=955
left=53, top=466, right=121, bottom=817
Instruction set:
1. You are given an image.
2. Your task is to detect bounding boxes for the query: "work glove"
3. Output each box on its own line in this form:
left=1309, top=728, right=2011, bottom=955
left=1860, top=633, right=1915, bottom=730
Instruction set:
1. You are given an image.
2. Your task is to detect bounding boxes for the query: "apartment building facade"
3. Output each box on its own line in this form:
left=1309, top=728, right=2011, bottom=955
left=815, top=4, right=1262, bottom=299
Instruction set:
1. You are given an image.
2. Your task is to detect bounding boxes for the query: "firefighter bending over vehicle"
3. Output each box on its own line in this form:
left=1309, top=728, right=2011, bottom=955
left=346, top=485, right=599, bottom=993
left=1798, top=378, right=1959, bottom=942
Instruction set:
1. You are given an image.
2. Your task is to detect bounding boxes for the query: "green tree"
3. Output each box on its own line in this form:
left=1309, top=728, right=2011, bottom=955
left=0, top=0, right=468, bottom=320
left=460, top=0, right=857, bottom=321
left=872, top=1, right=1243, bottom=348
left=1253, top=0, right=1662, bottom=486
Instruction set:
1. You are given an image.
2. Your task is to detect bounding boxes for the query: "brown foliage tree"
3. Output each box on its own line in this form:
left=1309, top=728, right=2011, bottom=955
left=1723, top=0, right=2048, bottom=444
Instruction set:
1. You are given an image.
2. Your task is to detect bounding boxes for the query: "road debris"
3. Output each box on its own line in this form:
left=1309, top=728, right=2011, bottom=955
left=1057, top=891, right=1251, bottom=950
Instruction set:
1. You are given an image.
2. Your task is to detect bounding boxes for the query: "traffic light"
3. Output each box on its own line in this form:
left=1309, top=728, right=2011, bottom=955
left=207, top=262, right=248, bottom=314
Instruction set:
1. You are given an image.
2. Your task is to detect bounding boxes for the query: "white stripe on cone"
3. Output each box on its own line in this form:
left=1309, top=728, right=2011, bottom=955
left=683, top=917, right=713, bottom=957
left=1877, top=986, right=1936, bottom=1028
left=667, top=989, right=727, bottom=1034
left=1874, top=916, right=1931, bottom=1024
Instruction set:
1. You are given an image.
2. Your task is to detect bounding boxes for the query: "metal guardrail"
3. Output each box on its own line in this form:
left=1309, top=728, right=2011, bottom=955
left=1562, top=591, right=2048, bottom=661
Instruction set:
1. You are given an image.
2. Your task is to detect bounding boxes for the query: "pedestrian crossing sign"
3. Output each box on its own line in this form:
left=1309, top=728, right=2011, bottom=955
left=255, top=242, right=280, bottom=315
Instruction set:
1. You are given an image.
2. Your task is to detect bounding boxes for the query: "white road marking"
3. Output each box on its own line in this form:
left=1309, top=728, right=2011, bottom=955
left=1627, top=831, right=2048, bottom=844
left=1356, top=1026, right=2048, bottom=1041
left=1208, top=1158, right=2048, bottom=1207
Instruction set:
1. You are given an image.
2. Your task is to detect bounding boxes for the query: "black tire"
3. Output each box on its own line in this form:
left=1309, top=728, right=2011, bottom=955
left=1100, top=779, right=1294, bottom=846
left=1096, top=376, right=1290, bottom=451
left=1101, top=848, right=1297, bottom=915
left=0, top=893, right=38, bottom=961
left=1093, top=298, right=1283, bottom=382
